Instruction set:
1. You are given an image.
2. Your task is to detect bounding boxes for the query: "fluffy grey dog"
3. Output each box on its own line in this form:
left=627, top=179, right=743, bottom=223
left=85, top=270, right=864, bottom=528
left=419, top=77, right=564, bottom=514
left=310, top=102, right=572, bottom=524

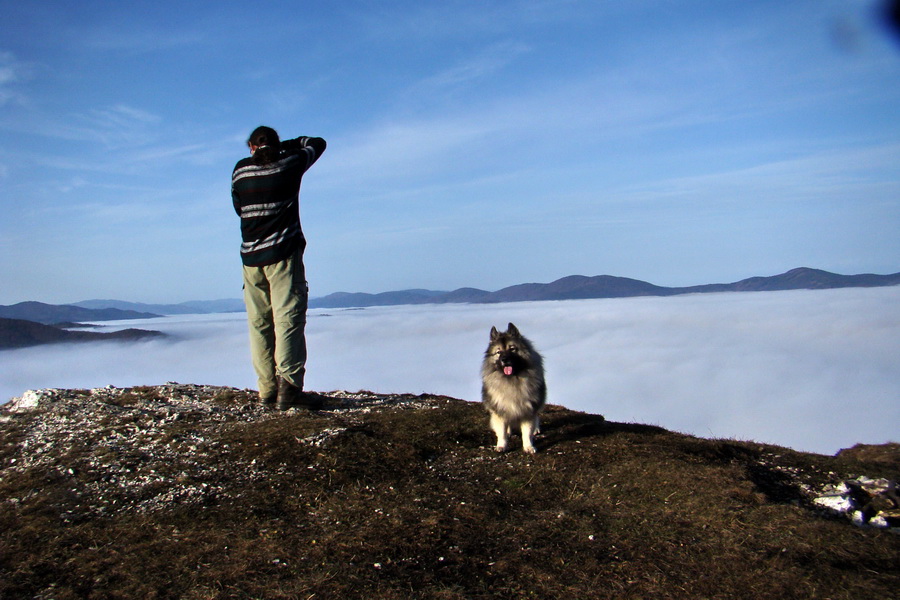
left=480, top=323, right=547, bottom=454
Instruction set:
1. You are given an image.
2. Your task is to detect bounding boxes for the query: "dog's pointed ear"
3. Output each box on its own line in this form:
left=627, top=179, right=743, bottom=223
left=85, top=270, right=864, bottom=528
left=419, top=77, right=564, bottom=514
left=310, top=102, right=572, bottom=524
left=490, top=326, right=500, bottom=340
left=506, top=322, right=520, bottom=336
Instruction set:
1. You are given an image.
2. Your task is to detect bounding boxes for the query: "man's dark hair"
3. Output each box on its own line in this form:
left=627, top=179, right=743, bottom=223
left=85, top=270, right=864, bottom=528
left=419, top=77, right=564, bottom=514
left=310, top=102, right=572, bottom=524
left=248, top=126, right=282, bottom=165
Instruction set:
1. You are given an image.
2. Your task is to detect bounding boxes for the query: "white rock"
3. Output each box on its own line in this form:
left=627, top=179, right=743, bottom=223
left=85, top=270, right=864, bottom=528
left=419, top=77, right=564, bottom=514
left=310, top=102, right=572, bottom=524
left=7, top=390, right=51, bottom=412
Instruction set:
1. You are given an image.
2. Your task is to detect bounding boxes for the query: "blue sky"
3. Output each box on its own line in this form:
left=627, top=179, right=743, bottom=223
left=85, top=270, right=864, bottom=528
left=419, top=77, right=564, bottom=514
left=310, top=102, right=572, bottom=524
left=1, top=0, right=899, bottom=305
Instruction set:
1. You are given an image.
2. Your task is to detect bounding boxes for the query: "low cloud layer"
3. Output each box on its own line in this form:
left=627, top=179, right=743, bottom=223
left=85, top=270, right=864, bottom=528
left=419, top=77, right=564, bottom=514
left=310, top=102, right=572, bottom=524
left=3, top=288, right=898, bottom=455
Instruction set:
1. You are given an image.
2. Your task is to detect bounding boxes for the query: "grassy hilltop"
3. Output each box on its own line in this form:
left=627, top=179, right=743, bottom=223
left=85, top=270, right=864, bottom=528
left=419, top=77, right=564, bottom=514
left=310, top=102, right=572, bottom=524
left=1, top=384, right=898, bottom=599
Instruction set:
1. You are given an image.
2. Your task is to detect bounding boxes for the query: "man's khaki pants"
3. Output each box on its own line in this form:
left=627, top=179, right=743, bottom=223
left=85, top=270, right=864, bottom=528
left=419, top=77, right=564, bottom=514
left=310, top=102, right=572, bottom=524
left=242, top=247, right=308, bottom=399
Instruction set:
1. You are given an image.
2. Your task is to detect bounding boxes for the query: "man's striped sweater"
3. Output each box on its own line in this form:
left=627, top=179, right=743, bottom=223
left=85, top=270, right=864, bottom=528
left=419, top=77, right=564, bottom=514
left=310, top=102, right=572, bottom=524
left=231, top=136, right=326, bottom=267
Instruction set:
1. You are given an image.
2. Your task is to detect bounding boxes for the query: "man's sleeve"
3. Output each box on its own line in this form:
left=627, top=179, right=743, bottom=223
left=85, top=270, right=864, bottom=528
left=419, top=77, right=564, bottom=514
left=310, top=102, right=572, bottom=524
left=232, top=189, right=242, bottom=216
left=231, top=167, right=242, bottom=217
left=282, top=136, right=327, bottom=169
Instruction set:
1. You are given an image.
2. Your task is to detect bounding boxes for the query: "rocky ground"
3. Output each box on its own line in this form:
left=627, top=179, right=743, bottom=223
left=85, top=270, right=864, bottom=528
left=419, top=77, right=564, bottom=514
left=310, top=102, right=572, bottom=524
left=1, top=384, right=898, bottom=599
left=2, top=384, right=441, bottom=520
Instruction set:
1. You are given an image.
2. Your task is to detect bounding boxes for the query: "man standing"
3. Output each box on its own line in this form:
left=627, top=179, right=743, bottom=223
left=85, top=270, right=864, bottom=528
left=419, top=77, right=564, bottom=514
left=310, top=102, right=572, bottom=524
left=232, top=126, right=326, bottom=410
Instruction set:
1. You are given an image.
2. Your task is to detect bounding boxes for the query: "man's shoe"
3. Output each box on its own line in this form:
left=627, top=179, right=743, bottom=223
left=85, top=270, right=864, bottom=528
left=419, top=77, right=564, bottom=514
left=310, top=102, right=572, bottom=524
left=261, top=377, right=280, bottom=407
left=277, top=378, right=323, bottom=411
left=277, top=378, right=300, bottom=410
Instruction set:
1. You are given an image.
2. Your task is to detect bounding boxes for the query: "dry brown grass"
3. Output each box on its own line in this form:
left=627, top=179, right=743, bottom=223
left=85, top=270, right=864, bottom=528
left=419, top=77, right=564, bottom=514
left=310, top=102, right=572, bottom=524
left=1, top=389, right=898, bottom=599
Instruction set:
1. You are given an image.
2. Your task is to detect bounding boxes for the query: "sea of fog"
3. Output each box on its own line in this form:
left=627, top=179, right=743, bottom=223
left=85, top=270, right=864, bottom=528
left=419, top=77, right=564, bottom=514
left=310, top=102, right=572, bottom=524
left=2, top=287, right=898, bottom=455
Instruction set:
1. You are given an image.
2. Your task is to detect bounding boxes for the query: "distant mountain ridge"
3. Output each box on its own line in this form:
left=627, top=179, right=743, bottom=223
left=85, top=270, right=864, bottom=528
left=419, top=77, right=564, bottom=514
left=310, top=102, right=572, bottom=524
left=0, top=299, right=245, bottom=326
left=0, top=301, right=160, bottom=325
left=72, top=298, right=246, bottom=315
left=309, top=267, right=900, bottom=308
left=2, top=268, right=897, bottom=318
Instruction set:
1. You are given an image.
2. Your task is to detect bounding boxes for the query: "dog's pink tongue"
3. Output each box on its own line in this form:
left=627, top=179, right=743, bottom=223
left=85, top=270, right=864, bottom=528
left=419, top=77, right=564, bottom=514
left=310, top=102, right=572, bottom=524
left=503, top=366, right=514, bottom=376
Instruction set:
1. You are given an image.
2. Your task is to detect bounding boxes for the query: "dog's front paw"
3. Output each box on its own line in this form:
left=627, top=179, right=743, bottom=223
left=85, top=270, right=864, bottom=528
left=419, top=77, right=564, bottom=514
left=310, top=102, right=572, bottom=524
left=523, top=446, right=537, bottom=455
left=494, top=445, right=507, bottom=453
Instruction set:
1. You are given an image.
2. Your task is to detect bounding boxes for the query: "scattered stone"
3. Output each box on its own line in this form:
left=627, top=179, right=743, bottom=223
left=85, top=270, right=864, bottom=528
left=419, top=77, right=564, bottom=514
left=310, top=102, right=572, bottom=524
left=813, top=477, right=900, bottom=528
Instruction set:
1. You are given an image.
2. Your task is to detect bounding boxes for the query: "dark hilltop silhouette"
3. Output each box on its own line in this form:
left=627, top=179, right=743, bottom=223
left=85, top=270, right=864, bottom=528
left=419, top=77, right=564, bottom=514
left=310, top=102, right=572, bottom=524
left=0, top=317, right=165, bottom=350
left=308, top=267, right=900, bottom=309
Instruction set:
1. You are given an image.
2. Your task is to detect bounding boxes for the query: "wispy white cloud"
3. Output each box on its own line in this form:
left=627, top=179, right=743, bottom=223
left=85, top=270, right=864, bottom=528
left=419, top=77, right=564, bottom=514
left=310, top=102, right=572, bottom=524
left=68, top=104, right=164, bottom=148
left=0, top=51, right=30, bottom=107
left=614, top=142, right=900, bottom=205
left=350, top=0, right=603, bottom=45
left=93, top=104, right=161, bottom=126
left=414, top=41, right=531, bottom=91
left=318, top=116, right=492, bottom=191
left=4, top=102, right=167, bottom=152
left=0, top=60, right=17, bottom=86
